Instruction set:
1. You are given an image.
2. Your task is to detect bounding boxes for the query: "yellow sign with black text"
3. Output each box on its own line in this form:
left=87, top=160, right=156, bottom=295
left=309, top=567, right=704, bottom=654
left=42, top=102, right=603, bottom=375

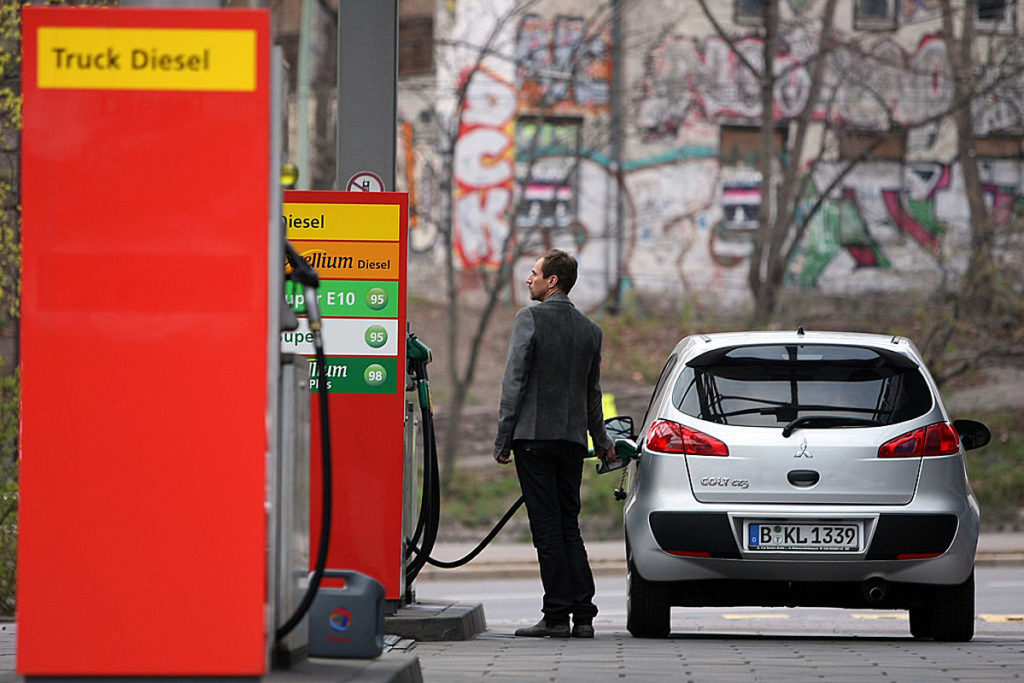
left=282, top=202, right=400, bottom=242
left=37, top=26, right=256, bottom=91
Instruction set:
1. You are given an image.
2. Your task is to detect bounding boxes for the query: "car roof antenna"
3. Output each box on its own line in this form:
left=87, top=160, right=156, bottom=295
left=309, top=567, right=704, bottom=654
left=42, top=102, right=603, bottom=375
left=797, top=326, right=805, bottom=336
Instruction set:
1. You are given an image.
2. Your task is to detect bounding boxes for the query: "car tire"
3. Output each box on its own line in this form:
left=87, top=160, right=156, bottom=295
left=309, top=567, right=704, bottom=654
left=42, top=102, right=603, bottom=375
left=929, top=569, right=975, bottom=642
left=908, top=605, right=932, bottom=639
left=626, top=549, right=670, bottom=638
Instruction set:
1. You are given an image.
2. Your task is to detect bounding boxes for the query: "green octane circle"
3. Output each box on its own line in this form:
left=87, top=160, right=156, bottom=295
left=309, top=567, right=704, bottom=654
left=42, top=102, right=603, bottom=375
left=364, top=363, right=387, bottom=387
left=366, top=287, right=388, bottom=310
left=364, top=325, right=388, bottom=348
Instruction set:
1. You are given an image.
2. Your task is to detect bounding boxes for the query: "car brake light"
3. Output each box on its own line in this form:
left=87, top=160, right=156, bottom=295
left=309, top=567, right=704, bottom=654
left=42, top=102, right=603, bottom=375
left=646, top=419, right=729, bottom=456
left=896, top=552, right=942, bottom=560
left=667, top=550, right=712, bottom=558
left=878, top=422, right=960, bottom=458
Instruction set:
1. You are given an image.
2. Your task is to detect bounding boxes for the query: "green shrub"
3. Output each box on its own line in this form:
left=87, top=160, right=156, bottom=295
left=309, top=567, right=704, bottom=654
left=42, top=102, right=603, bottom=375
left=0, top=366, right=17, bottom=617
left=965, top=410, right=1024, bottom=529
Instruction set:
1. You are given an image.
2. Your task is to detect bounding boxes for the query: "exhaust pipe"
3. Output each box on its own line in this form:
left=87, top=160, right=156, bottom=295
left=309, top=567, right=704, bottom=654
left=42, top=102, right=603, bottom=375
left=862, top=579, right=888, bottom=604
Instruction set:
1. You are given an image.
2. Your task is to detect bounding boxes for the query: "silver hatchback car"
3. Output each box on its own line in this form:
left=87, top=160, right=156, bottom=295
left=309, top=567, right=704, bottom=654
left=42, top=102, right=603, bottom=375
left=617, top=330, right=990, bottom=641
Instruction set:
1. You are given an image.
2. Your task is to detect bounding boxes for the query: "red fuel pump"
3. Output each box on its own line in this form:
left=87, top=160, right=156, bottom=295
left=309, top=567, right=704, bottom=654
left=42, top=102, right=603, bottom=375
left=17, top=7, right=299, bottom=676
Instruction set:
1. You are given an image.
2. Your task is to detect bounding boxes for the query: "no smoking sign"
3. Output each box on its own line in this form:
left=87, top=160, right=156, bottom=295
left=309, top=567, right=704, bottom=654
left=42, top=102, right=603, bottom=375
left=347, top=171, right=385, bottom=192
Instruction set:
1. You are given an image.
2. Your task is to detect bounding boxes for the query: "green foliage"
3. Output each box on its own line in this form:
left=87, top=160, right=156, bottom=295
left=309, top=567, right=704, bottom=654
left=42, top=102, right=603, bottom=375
left=579, top=461, right=627, bottom=540
left=438, top=466, right=522, bottom=531
left=965, top=410, right=1024, bottom=529
left=0, top=363, right=16, bottom=617
left=0, top=1, right=22, bottom=326
left=434, top=409, right=1024, bottom=544
left=434, top=459, right=626, bottom=543
left=598, top=292, right=743, bottom=385
left=0, top=0, right=22, bottom=619
left=0, top=202, right=18, bottom=326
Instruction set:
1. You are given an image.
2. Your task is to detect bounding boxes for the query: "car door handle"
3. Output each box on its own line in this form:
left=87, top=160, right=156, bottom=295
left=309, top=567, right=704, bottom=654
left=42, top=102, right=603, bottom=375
left=787, top=469, right=820, bottom=487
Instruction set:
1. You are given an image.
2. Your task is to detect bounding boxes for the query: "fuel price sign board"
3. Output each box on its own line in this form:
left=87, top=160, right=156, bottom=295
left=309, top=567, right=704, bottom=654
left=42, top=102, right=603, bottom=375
left=282, top=190, right=408, bottom=599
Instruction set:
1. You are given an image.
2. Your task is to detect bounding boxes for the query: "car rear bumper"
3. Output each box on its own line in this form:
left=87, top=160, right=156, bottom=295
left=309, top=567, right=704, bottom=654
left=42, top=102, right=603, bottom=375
left=625, top=472, right=979, bottom=588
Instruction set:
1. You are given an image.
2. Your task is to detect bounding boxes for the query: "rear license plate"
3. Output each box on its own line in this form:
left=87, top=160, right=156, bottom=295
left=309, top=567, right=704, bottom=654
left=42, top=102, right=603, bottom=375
left=746, top=522, right=861, bottom=552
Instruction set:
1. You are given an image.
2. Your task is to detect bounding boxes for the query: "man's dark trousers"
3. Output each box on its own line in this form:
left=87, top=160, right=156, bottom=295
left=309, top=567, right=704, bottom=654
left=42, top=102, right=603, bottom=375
left=514, top=439, right=598, bottom=625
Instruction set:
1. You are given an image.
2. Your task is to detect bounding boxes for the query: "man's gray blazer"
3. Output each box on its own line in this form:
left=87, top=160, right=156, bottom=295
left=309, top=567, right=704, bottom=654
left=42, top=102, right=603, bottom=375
left=494, top=292, right=613, bottom=461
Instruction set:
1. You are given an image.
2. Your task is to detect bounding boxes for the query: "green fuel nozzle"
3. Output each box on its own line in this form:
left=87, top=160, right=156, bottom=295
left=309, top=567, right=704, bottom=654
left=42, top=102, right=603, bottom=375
left=407, top=332, right=433, bottom=411
left=407, top=333, right=432, bottom=363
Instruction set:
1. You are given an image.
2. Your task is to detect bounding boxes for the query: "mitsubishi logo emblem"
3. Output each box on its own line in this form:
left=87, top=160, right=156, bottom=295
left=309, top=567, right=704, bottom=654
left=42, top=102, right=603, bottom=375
left=795, top=437, right=813, bottom=458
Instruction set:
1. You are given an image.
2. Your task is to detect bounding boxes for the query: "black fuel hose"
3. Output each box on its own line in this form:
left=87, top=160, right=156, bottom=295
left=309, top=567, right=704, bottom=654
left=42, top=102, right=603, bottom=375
left=274, top=334, right=331, bottom=642
left=275, top=246, right=332, bottom=643
left=404, top=357, right=434, bottom=559
left=406, top=494, right=524, bottom=569
left=403, top=346, right=524, bottom=585
left=403, top=354, right=440, bottom=586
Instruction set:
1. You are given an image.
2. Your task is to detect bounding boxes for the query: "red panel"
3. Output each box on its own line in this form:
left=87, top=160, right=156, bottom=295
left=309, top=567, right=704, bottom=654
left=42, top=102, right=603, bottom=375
left=19, top=7, right=270, bottom=676
left=285, top=191, right=409, bottom=600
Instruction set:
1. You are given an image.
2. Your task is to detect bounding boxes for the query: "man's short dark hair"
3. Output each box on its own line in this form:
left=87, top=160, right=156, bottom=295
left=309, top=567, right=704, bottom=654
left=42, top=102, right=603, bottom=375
left=540, top=249, right=578, bottom=294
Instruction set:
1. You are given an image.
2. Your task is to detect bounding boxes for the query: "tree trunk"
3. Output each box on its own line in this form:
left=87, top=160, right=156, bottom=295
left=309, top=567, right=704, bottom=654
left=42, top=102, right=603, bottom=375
left=941, top=0, right=993, bottom=312
left=749, top=0, right=779, bottom=327
left=440, top=380, right=469, bottom=488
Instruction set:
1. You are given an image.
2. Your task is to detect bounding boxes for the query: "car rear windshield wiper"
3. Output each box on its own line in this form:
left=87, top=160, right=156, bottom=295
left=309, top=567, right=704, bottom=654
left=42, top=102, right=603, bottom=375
left=781, top=415, right=886, bottom=438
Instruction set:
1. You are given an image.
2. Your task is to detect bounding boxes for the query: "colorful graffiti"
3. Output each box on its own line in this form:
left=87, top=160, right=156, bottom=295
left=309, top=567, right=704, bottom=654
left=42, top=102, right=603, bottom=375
left=711, top=166, right=761, bottom=267
left=409, top=132, right=1024, bottom=305
left=899, top=0, right=942, bottom=20
left=638, top=31, right=1024, bottom=140
left=452, top=68, right=517, bottom=268
left=515, top=13, right=611, bottom=114
left=415, top=1, right=1024, bottom=308
left=514, top=119, right=581, bottom=231
left=795, top=160, right=1024, bottom=289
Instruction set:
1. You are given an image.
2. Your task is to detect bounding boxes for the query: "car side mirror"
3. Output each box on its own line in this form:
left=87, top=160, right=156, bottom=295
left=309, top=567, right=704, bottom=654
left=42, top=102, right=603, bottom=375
left=605, top=415, right=636, bottom=440
left=953, top=419, right=991, bottom=451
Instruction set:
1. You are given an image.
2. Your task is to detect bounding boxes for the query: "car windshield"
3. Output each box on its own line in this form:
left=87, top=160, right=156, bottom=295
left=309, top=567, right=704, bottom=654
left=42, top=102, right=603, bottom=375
left=671, top=343, right=932, bottom=427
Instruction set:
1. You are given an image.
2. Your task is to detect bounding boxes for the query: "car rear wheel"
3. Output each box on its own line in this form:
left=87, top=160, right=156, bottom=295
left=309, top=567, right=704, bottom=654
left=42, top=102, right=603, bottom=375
left=929, top=569, right=975, bottom=642
left=908, top=605, right=932, bottom=639
left=626, top=548, right=670, bottom=638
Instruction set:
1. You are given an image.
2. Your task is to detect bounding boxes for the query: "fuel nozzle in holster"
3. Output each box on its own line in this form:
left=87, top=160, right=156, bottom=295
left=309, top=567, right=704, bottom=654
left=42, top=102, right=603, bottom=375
left=275, top=239, right=329, bottom=646
left=407, top=332, right=433, bottom=411
left=284, top=240, right=323, bottom=345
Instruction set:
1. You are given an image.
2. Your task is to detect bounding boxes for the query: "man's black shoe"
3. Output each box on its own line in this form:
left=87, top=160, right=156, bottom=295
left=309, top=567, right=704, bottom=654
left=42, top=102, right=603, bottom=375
left=515, top=619, right=571, bottom=638
left=571, top=623, right=595, bottom=638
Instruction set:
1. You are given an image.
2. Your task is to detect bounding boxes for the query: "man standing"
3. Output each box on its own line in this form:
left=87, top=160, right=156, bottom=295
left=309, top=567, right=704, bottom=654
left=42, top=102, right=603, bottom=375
left=494, top=249, right=616, bottom=639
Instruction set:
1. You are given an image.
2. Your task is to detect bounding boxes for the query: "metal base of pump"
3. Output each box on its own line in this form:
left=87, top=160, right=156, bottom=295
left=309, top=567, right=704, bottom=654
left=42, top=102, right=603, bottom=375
left=271, top=354, right=312, bottom=665
left=271, top=642, right=309, bottom=670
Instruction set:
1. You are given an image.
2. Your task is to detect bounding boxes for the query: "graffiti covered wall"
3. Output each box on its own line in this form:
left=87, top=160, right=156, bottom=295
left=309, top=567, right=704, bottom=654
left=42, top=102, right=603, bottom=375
left=401, top=2, right=1023, bottom=312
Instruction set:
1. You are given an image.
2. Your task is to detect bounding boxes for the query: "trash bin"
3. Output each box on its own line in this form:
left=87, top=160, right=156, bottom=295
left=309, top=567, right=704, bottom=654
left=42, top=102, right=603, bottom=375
left=307, top=569, right=386, bottom=659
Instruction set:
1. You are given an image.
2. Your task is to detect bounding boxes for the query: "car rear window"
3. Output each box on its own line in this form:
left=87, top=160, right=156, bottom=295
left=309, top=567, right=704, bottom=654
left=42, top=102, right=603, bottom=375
left=671, top=344, right=933, bottom=427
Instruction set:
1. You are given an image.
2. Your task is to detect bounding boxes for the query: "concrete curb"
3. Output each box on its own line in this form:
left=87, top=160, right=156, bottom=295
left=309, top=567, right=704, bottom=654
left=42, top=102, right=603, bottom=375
left=414, top=547, right=1024, bottom=582
left=385, top=602, right=486, bottom=642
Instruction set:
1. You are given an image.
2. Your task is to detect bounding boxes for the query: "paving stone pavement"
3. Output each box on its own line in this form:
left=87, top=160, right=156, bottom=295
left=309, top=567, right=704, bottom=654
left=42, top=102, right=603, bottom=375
left=406, top=627, right=1024, bottom=682
left=4, top=609, right=1024, bottom=681
left=3, top=534, right=1023, bottom=681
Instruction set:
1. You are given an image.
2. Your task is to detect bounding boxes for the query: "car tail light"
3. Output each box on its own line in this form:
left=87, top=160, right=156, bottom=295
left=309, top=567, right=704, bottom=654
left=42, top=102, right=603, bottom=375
left=667, top=550, right=711, bottom=558
left=646, top=419, right=729, bottom=456
left=878, top=422, right=960, bottom=458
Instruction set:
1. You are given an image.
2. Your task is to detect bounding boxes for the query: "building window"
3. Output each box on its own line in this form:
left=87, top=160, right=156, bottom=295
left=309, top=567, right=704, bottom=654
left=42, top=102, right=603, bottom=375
left=838, top=129, right=907, bottom=161
left=977, top=0, right=1016, bottom=33
left=974, top=135, right=1023, bottom=159
left=514, top=117, right=583, bottom=233
left=854, top=0, right=897, bottom=31
left=720, top=125, right=787, bottom=167
left=398, top=15, right=434, bottom=76
left=735, top=0, right=766, bottom=27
